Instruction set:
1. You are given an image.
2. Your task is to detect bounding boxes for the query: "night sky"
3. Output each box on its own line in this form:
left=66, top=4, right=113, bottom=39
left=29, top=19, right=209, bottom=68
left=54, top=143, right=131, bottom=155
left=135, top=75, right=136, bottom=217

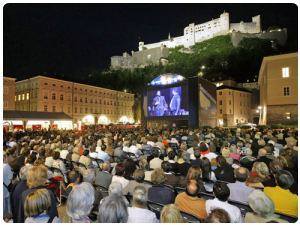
left=4, top=3, right=298, bottom=81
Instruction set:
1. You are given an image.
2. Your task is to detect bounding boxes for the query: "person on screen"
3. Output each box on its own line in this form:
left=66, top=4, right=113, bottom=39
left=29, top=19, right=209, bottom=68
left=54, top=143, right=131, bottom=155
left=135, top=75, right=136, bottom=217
left=152, top=91, right=168, bottom=116
left=170, top=88, right=181, bottom=115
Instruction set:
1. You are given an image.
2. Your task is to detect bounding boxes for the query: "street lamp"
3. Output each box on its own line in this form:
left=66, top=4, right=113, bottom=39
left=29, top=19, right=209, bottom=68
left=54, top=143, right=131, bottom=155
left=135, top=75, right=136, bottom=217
left=201, top=65, right=206, bottom=70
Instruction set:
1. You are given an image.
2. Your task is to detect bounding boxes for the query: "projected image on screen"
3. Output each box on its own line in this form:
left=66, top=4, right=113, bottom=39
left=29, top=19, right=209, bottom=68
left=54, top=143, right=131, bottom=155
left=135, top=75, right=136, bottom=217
left=147, top=86, right=189, bottom=117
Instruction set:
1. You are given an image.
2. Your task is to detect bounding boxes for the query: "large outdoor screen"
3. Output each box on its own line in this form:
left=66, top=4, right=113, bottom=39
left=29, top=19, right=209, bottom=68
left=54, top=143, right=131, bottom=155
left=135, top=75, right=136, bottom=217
left=147, top=85, right=189, bottom=117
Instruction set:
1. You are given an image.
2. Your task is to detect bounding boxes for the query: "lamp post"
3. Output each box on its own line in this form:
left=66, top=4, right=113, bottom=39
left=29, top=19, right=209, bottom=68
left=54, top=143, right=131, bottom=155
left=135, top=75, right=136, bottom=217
left=258, top=106, right=262, bottom=125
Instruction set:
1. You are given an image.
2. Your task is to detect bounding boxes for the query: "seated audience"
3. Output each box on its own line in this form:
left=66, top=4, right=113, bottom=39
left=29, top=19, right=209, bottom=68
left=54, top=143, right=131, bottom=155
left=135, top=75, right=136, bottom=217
left=205, top=208, right=231, bottom=223
left=148, top=169, right=175, bottom=205
left=111, top=163, right=130, bottom=190
left=66, top=182, right=95, bottom=223
left=206, top=182, right=243, bottom=223
left=214, top=156, right=235, bottom=183
left=175, top=179, right=207, bottom=220
left=160, top=204, right=184, bottom=223
left=24, top=188, right=60, bottom=223
left=264, top=170, right=298, bottom=217
left=97, top=194, right=128, bottom=223
left=95, top=162, right=112, bottom=189
left=127, top=186, right=158, bottom=223
left=123, top=169, right=152, bottom=195
left=245, top=190, right=288, bottom=223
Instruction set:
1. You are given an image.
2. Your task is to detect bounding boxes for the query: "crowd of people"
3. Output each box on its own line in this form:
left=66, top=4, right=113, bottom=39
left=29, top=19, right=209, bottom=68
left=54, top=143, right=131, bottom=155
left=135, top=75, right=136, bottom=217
left=3, top=125, right=298, bottom=223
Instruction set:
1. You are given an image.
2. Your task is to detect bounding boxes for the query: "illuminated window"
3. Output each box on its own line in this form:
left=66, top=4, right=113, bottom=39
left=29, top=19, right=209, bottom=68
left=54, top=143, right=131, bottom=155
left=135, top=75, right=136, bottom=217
left=283, top=87, right=290, bottom=96
left=285, top=112, right=291, bottom=119
left=22, top=94, right=25, bottom=100
left=26, top=93, right=29, bottom=100
left=15, top=96, right=17, bottom=101
left=282, top=67, right=289, bottom=78
left=18, top=95, right=21, bottom=101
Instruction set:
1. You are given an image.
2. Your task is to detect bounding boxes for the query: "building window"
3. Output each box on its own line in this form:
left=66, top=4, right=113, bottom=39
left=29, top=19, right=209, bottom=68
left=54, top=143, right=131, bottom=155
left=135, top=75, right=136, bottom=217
left=26, top=93, right=29, bottom=100
left=229, top=100, right=231, bottom=105
left=80, top=108, right=82, bottom=113
left=52, top=84, right=56, bottom=87
left=52, top=106, right=56, bottom=112
left=219, top=91, right=222, bottom=95
left=220, top=109, right=222, bottom=114
left=229, top=109, right=232, bottom=114
left=219, top=100, right=222, bottom=105
left=286, top=112, right=291, bottom=119
left=85, top=108, right=88, bottom=113
left=75, top=107, right=77, bottom=113
left=15, top=96, right=17, bottom=101
left=18, top=95, right=21, bottom=101
left=282, top=67, right=289, bottom=78
left=74, top=96, right=77, bottom=102
left=22, top=94, right=25, bottom=100
left=60, top=94, right=63, bottom=100
left=80, top=98, right=82, bottom=102
left=52, top=93, right=56, bottom=100
left=44, top=82, right=48, bottom=85
left=68, top=107, right=71, bottom=113
left=44, top=105, right=48, bottom=112
left=85, top=98, right=88, bottom=103
left=283, top=87, right=290, bottom=96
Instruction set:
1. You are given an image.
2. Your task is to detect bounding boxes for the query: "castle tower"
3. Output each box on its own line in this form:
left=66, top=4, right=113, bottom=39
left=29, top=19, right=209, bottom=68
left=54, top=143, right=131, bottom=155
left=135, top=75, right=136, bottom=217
left=220, top=11, right=230, bottom=33
left=183, top=23, right=196, bottom=47
left=138, top=42, right=144, bottom=51
left=252, top=15, right=261, bottom=33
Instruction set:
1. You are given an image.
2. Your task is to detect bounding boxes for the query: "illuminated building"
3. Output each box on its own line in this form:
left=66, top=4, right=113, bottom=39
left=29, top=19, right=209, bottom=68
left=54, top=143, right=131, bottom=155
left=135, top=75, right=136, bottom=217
left=258, top=52, right=298, bottom=125
left=216, top=86, right=252, bottom=127
left=3, top=77, right=16, bottom=110
left=15, top=75, right=135, bottom=125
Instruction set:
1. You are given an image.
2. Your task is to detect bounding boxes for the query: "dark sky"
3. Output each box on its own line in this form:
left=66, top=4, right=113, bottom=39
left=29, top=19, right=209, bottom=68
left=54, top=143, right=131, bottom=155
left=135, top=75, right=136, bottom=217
left=4, top=3, right=298, bottom=81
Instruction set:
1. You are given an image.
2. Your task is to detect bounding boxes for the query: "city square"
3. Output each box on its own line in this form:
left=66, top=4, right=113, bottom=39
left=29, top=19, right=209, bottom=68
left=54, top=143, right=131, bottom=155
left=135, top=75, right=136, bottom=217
left=2, top=2, right=298, bottom=223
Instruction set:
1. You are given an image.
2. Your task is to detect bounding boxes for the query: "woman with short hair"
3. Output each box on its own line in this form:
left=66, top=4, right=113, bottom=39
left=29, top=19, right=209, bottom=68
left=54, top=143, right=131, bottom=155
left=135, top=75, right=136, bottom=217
left=24, top=189, right=60, bottom=223
left=66, top=182, right=95, bottom=223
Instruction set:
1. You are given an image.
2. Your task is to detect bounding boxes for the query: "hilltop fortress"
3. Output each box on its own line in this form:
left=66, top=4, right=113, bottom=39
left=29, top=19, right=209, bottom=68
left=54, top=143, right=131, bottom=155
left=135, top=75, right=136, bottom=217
left=111, top=12, right=287, bottom=70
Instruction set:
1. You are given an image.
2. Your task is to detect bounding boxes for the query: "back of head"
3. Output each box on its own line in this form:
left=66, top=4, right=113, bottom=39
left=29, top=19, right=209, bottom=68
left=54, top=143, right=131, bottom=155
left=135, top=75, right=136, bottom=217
left=213, top=182, right=230, bottom=201
left=151, top=168, right=166, bottom=185
left=234, top=167, right=249, bottom=182
left=186, top=166, right=202, bottom=181
left=248, top=190, right=275, bottom=217
left=186, top=179, right=199, bottom=197
left=115, top=163, right=125, bottom=176
left=132, top=185, right=147, bottom=207
left=109, top=181, right=123, bottom=195
left=98, top=194, right=128, bottom=223
left=67, top=182, right=95, bottom=220
left=194, top=149, right=201, bottom=159
left=161, top=161, right=172, bottom=173
left=205, top=208, right=231, bottom=223
left=101, top=162, right=111, bottom=172
left=24, top=188, right=51, bottom=218
left=275, top=170, right=294, bottom=189
left=168, top=150, right=175, bottom=160
left=160, top=204, right=184, bottom=223
left=258, top=148, right=268, bottom=158
left=133, top=169, right=145, bottom=183
left=216, top=156, right=227, bottom=168
left=27, top=165, right=48, bottom=188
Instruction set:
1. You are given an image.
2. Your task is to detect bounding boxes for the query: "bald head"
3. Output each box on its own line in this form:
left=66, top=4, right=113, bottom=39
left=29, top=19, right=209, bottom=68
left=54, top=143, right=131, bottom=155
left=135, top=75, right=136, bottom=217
left=258, top=148, right=268, bottom=157
left=234, top=167, right=249, bottom=182
left=186, top=179, right=199, bottom=197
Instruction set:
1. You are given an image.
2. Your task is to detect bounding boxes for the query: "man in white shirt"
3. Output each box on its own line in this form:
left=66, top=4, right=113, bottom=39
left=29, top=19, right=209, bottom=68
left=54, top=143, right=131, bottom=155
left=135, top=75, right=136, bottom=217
left=90, top=146, right=110, bottom=162
left=127, top=186, right=158, bottom=223
left=206, top=182, right=243, bottom=223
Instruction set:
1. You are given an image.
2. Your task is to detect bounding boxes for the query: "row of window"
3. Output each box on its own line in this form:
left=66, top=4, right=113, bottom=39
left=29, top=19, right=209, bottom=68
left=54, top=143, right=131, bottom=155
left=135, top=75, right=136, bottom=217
left=219, top=108, right=249, bottom=115
left=43, top=105, right=131, bottom=115
left=43, top=82, right=132, bottom=99
left=15, top=93, right=30, bottom=101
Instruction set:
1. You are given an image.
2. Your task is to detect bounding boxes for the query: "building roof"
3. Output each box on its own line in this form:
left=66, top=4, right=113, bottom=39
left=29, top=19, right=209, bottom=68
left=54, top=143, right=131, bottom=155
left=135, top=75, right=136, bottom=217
left=216, top=85, right=252, bottom=93
left=3, top=110, right=72, bottom=120
left=258, top=52, right=298, bottom=84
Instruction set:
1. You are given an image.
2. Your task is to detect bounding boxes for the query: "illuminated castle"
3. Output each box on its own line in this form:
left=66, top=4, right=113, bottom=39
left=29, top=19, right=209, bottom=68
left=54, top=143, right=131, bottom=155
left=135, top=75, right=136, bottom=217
left=111, top=12, right=286, bottom=70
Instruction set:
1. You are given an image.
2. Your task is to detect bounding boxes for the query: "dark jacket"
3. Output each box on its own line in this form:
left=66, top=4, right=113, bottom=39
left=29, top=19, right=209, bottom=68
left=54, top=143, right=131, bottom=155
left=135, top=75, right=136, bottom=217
left=11, top=180, right=28, bottom=222
left=148, top=185, right=175, bottom=205
left=214, top=164, right=235, bottom=183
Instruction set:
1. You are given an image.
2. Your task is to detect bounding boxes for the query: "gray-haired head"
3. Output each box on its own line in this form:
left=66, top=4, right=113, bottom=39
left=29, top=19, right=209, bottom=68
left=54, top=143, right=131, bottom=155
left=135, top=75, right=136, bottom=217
left=132, top=185, right=148, bottom=208
left=182, top=151, right=190, bottom=163
left=66, top=182, right=95, bottom=220
left=108, top=181, right=123, bottom=195
left=97, top=194, right=128, bottom=223
left=248, top=190, right=275, bottom=217
left=82, top=169, right=96, bottom=184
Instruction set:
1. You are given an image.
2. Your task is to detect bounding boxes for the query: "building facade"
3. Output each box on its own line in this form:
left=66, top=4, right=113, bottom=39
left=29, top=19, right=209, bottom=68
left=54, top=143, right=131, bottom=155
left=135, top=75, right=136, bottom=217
left=258, top=52, right=298, bottom=125
left=15, top=76, right=135, bottom=125
left=216, top=86, right=252, bottom=127
left=3, top=77, right=16, bottom=110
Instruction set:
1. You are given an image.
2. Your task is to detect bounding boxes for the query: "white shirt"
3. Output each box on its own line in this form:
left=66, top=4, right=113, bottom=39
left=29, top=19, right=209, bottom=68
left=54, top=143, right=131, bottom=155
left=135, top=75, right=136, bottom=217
left=200, top=152, right=217, bottom=161
left=111, top=175, right=130, bottom=190
left=45, top=156, right=54, bottom=167
left=127, top=207, right=158, bottom=223
left=60, top=150, right=69, bottom=159
left=206, top=198, right=243, bottom=223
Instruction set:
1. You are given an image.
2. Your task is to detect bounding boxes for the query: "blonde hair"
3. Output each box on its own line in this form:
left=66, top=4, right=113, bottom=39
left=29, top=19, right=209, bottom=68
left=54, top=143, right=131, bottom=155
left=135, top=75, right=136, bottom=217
left=27, top=165, right=48, bottom=188
left=151, top=168, right=166, bottom=185
left=160, top=204, right=184, bottom=223
left=186, top=166, right=202, bottom=181
left=24, top=189, right=51, bottom=217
